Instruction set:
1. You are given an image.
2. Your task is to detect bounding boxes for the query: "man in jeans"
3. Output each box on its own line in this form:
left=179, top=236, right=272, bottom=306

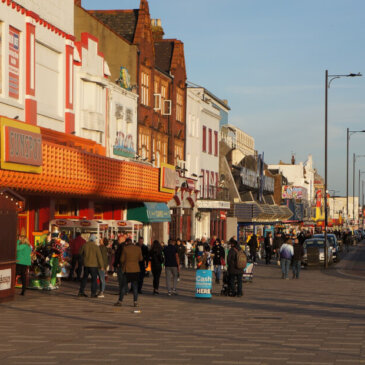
left=292, top=237, right=304, bottom=279
left=227, top=239, right=244, bottom=297
left=280, top=238, right=294, bottom=280
left=163, top=239, right=180, bottom=295
left=78, top=234, right=104, bottom=298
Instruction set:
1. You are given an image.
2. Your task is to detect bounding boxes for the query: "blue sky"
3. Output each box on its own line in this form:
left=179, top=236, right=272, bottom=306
left=82, top=0, right=365, bottom=197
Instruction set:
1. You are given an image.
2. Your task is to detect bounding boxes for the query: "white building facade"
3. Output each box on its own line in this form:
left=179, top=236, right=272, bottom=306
left=186, top=86, right=230, bottom=240
left=0, top=0, right=76, bottom=132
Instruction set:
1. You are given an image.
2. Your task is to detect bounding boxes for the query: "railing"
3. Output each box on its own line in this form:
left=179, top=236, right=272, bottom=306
left=199, top=186, right=230, bottom=201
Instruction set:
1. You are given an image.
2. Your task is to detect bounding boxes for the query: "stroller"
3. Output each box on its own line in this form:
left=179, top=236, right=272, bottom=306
left=220, top=271, right=230, bottom=296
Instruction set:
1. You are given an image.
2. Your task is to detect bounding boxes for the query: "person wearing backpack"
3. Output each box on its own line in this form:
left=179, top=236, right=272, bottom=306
left=227, top=238, right=245, bottom=297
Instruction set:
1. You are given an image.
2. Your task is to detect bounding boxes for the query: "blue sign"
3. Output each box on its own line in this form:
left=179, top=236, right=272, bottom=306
left=195, top=270, right=212, bottom=298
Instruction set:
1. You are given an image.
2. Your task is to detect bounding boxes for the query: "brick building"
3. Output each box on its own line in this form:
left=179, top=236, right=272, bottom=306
left=87, top=0, right=187, bottom=168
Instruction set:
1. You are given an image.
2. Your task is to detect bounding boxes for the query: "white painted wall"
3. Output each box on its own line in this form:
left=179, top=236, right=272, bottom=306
left=186, top=87, right=221, bottom=197
left=74, top=36, right=108, bottom=145
left=15, top=0, right=74, bottom=35
left=268, top=155, right=316, bottom=203
left=329, top=197, right=358, bottom=220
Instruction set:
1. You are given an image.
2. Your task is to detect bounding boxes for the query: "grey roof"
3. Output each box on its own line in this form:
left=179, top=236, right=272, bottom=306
left=89, top=10, right=139, bottom=43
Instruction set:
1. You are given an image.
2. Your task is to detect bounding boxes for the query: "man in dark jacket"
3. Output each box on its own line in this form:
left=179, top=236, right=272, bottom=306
left=68, top=231, right=86, bottom=281
left=264, top=232, right=273, bottom=265
left=211, top=239, right=225, bottom=284
left=292, top=237, right=304, bottom=279
left=136, top=237, right=149, bottom=294
left=248, top=234, right=257, bottom=263
left=227, top=239, right=244, bottom=297
left=273, top=232, right=283, bottom=263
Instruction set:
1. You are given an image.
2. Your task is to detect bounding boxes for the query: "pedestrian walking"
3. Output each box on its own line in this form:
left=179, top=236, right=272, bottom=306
left=292, top=238, right=304, bottom=279
left=227, top=238, right=245, bottom=297
left=280, top=238, right=294, bottom=280
left=264, top=232, right=273, bottom=265
left=273, top=231, right=283, bottom=265
left=68, top=230, right=86, bottom=281
left=248, top=234, right=257, bottom=263
left=16, top=230, right=32, bottom=296
left=137, top=237, right=148, bottom=294
left=78, top=234, right=104, bottom=298
left=97, top=238, right=109, bottom=298
left=149, top=240, right=164, bottom=295
left=163, top=239, right=180, bottom=296
left=211, top=239, right=225, bottom=284
left=114, top=238, right=143, bottom=307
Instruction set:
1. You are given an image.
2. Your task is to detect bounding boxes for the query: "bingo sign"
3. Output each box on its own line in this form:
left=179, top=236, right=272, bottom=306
left=9, top=27, right=20, bottom=99
left=195, top=270, right=212, bottom=298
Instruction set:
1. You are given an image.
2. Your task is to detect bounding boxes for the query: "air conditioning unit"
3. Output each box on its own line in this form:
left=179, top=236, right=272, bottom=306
left=162, top=100, right=172, bottom=115
left=154, top=93, right=161, bottom=111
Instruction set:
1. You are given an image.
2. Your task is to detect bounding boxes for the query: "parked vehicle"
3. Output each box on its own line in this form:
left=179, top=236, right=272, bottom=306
left=313, top=234, right=340, bottom=262
left=303, top=238, right=333, bottom=266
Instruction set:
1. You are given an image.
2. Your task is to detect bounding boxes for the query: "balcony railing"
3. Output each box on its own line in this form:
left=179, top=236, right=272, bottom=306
left=199, top=186, right=230, bottom=201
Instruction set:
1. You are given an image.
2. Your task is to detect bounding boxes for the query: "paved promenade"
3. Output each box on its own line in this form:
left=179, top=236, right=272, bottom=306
left=1, top=244, right=365, bottom=365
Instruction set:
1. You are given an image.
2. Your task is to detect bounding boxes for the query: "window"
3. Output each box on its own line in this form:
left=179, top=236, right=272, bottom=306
left=141, top=71, right=149, bottom=106
left=176, top=89, right=184, bottom=122
left=209, top=129, right=212, bottom=154
left=214, top=131, right=218, bottom=156
left=201, top=169, right=205, bottom=198
left=36, top=42, right=61, bottom=115
left=202, top=126, right=206, bottom=152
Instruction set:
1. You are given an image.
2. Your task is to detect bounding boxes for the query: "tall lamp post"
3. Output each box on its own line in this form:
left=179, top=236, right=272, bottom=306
left=353, top=155, right=365, bottom=223
left=324, top=70, right=362, bottom=269
left=346, top=129, right=365, bottom=222
left=358, top=170, right=365, bottom=227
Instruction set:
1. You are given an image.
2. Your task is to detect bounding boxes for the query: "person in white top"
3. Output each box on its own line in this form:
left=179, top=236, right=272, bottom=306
left=279, top=238, right=294, bottom=279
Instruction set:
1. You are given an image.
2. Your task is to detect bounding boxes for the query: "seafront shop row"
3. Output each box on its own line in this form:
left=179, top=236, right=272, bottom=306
left=0, top=116, right=175, bottom=246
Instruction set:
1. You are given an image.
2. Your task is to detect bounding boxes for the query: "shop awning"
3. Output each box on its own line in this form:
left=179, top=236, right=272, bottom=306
left=127, top=203, right=171, bottom=223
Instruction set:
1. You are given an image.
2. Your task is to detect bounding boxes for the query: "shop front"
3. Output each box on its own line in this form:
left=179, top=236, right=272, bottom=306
left=0, top=116, right=173, bottom=245
left=127, top=202, right=171, bottom=244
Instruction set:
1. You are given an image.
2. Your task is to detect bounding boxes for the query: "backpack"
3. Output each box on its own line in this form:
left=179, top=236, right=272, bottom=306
left=236, top=249, right=247, bottom=270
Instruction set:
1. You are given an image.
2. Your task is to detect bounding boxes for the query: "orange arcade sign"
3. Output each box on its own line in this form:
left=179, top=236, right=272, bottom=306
left=0, top=117, right=42, bottom=173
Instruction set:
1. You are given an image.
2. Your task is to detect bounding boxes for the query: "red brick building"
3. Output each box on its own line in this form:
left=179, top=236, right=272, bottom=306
left=88, top=0, right=187, bottom=167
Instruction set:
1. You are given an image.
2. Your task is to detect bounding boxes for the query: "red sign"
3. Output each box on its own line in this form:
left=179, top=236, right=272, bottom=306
left=117, top=221, right=127, bottom=227
left=186, top=179, right=195, bottom=190
left=9, top=27, right=19, bottom=99
left=220, top=211, right=227, bottom=220
left=5, top=126, right=42, bottom=166
left=80, top=220, right=91, bottom=227
left=55, top=220, right=68, bottom=226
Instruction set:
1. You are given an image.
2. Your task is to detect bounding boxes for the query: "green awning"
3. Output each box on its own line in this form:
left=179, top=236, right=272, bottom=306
left=127, top=203, right=171, bottom=223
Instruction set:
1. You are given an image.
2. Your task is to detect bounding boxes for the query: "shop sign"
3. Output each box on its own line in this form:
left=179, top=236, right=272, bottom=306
left=100, top=224, right=108, bottom=230
left=9, top=27, right=20, bottom=99
left=160, top=162, right=176, bottom=193
left=0, top=117, right=42, bottom=174
left=195, top=270, right=212, bottom=298
left=80, top=220, right=91, bottom=227
left=117, top=221, right=127, bottom=227
left=196, top=200, right=230, bottom=209
left=220, top=211, right=227, bottom=220
left=186, top=179, right=195, bottom=190
left=55, top=219, right=68, bottom=226
left=0, top=269, right=11, bottom=291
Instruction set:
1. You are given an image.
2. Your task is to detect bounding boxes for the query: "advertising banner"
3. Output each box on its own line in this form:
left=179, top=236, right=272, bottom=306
left=9, top=27, right=20, bottom=99
left=195, top=270, right=212, bottom=298
left=282, top=186, right=307, bottom=200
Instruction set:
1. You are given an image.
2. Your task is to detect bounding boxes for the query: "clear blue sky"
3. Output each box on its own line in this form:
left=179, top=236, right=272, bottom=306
left=82, top=0, right=365, bottom=197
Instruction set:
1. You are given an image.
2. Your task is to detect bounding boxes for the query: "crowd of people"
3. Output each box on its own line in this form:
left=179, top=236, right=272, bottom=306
left=15, top=226, right=357, bottom=304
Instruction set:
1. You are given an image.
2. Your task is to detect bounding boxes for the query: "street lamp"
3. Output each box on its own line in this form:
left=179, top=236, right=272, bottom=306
left=358, top=170, right=365, bottom=226
left=346, top=129, right=365, bottom=221
left=353, top=155, right=365, bottom=222
left=324, top=70, right=362, bottom=269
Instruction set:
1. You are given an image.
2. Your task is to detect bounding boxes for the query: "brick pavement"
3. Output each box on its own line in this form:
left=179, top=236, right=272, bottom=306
left=1, top=245, right=365, bottom=365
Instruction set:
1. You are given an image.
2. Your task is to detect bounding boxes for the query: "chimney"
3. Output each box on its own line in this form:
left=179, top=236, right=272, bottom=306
left=151, top=18, right=164, bottom=41
left=291, top=155, right=295, bottom=165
